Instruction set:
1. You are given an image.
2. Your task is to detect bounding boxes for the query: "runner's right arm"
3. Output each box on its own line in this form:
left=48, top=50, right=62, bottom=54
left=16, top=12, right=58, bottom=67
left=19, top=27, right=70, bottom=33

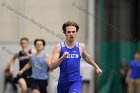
left=18, top=59, right=32, bottom=75
left=50, top=44, right=68, bottom=70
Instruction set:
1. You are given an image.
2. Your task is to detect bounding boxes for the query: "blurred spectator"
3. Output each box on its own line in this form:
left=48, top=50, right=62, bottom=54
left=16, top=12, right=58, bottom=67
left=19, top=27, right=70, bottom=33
left=3, top=65, right=18, bottom=93
left=119, top=59, right=128, bottom=93
left=126, top=51, right=140, bottom=93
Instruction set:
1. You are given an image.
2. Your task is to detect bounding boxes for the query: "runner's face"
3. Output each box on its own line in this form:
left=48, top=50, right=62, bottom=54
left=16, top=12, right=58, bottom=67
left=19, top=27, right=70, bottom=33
left=21, top=40, right=29, bottom=49
left=65, top=26, right=77, bottom=42
left=35, top=41, right=44, bottom=51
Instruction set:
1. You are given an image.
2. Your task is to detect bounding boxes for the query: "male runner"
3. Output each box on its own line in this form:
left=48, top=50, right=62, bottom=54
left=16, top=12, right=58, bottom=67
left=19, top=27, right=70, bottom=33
left=18, top=39, right=50, bottom=93
left=50, top=21, right=103, bottom=93
left=9, top=37, right=34, bottom=93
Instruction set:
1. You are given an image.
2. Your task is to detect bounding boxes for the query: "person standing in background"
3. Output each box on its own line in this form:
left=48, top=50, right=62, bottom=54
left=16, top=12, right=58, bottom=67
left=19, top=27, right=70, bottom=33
left=119, top=59, right=128, bottom=93
left=126, top=51, right=140, bottom=93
